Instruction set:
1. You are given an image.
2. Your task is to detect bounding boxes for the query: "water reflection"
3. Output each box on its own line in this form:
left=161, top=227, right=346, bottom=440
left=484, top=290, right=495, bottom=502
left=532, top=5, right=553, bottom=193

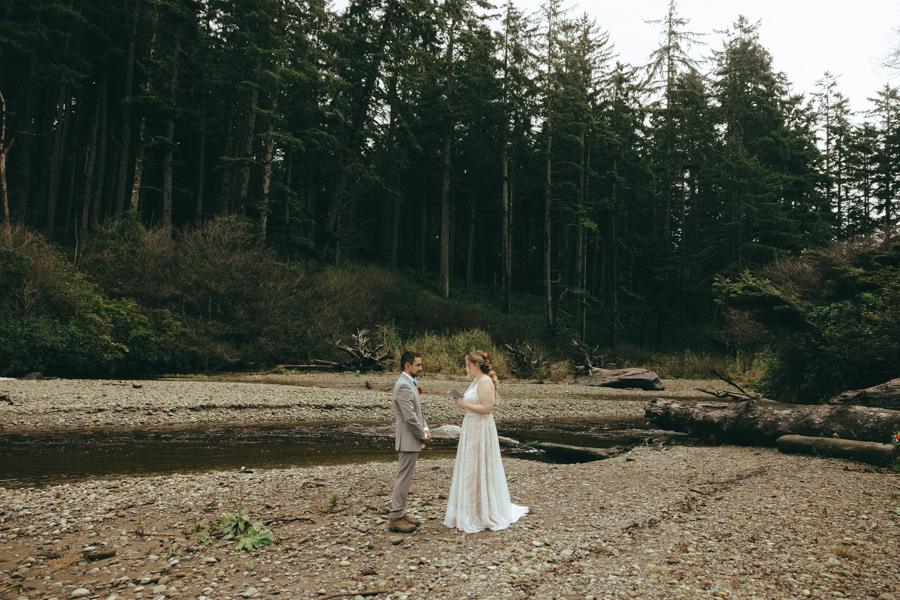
left=0, top=417, right=676, bottom=488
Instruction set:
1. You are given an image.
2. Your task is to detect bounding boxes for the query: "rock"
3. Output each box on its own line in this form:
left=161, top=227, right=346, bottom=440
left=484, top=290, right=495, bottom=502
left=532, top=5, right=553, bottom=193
left=157, top=576, right=170, bottom=585
left=242, top=588, right=258, bottom=598
left=357, top=524, right=369, bottom=533
left=574, top=368, right=664, bottom=391
left=151, top=584, right=167, bottom=594
left=70, top=590, right=91, bottom=598
left=879, top=593, right=896, bottom=600
left=390, top=536, right=404, bottom=545
left=203, top=557, right=218, bottom=563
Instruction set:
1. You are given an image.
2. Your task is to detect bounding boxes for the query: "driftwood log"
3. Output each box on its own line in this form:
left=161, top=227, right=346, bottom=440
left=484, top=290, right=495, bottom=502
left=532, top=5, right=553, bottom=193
left=265, top=329, right=392, bottom=373
left=528, top=441, right=629, bottom=461
left=645, top=397, right=900, bottom=445
left=828, top=378, right=900, bottom=411
left=574, top=368, right=664, bottom=391
left=776, top=435, right=895, bottom=467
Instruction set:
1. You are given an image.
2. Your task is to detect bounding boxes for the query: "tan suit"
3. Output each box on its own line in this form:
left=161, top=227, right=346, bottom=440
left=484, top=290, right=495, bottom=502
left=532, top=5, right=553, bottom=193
left=390, top=373, right=428, bottom=519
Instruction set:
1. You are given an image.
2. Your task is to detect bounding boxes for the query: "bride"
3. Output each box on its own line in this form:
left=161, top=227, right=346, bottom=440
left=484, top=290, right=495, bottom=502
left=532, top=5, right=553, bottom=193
left=443, top=350, right=529, bottom=533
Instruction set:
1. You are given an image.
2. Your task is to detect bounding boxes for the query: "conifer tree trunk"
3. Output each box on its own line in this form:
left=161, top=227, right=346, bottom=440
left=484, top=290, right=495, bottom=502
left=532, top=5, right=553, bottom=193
left=542, top=10, right=555, bottom=326
left=195, top=97, right=206, bottom=220
left=91, top=87, right=109, bottom=227
left=80, top=81, right=103, bottom=238
left=238, top=58, right=262, bottom=213
left=116, top=0, right=142, bottom=216
left=260, top=93, right=278, bottom=243
left=501, top=143, right=510, bottom=313
left=439, top=20, right=457, bottom=299
left=576, top=131, right=585, bottom=336
left=466, top=197, right=475, bottom=288
left=418, top=178, right=427, bottom=274
left=220, top=107, right=235, bottom=213
left=0, top=90, right=14, bottom=222
left=17, top=29, right=39, bottom=213
left=46, top=83, right=68, bottom=237
left=130, top=0, right=160, bottom=214
left=439, top=126, right=452, bottom=297
left=163, top=38, right=181, bottom=232
left=62, top=105, right=82, bottom=238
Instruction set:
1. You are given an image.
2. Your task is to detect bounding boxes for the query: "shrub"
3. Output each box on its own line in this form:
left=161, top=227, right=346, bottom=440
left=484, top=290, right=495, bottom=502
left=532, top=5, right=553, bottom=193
left=715, top=240, right=900, bottom=402
left=0, top=223, right=184, bottom=376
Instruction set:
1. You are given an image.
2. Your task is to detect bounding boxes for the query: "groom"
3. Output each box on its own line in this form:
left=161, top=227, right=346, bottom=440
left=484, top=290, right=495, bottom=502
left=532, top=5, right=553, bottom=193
left=390, top=351, right=431, bottom=533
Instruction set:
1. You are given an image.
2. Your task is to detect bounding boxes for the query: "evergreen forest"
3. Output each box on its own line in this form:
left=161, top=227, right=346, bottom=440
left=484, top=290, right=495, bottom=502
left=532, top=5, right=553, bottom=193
left=1, top=0, right=899, bottom=402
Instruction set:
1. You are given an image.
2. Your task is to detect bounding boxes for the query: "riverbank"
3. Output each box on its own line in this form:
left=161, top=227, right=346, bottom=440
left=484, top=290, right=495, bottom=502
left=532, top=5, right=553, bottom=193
left=1, top=445, right=897, bottom=600
left=0, top=373, right=714, bottom=433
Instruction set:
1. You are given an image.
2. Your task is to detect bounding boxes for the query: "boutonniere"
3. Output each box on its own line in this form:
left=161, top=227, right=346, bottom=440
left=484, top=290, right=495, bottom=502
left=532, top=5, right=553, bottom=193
left=417, top=384, right=423, bottom=395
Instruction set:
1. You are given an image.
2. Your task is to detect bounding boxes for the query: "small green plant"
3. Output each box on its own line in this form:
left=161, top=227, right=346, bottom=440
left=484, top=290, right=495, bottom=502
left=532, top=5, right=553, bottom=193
left=219, top=506, right=274, bottom=551
left=191, top=513, right=206, bottom=532
left=165, top=543, right=180, bottom=559
left=326, top=489, right=343, bottom=513
left=234, top=523, right=275, bottom=552
left=244, top=563, right=256, bottom=572
left=197, top=533, right=214, bottom=550
left=221, top=506, right=252, bottom=537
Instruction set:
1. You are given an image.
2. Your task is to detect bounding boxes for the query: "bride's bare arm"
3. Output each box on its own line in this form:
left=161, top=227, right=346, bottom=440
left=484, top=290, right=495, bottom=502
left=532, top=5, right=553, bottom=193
left=454, top=378, right=494, bottom=414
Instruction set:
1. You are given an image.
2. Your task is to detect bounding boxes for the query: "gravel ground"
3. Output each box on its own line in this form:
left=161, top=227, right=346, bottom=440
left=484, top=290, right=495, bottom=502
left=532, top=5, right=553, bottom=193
left=2, top=374, right=898, bottom=600
left=1, top=446, right=899, bottom=600
left=0, top=374, right=714, bottom=433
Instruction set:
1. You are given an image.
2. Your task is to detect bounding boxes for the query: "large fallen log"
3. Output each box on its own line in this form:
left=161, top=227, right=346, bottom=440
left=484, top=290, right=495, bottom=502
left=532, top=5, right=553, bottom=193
left=828, top=378, right=900, bottom=410
left=776, top=435, right=895, bottom=467
left=528, top=441, right=629, bottom=461
left=574, top=368, right=664, bottom=391
left=645, top=397, right=900, bottom=446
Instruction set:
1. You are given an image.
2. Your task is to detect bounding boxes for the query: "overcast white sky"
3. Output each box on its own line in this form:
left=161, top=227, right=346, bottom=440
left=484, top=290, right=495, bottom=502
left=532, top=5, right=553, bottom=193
left=331, top=0, right=900, bottom=116
left=508, top=0, right=900, bottom=116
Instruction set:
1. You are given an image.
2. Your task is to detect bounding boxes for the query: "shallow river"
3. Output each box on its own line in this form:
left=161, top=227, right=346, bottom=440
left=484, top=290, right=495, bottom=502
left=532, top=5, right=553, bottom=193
left=0, top=416, right=679, bottom=488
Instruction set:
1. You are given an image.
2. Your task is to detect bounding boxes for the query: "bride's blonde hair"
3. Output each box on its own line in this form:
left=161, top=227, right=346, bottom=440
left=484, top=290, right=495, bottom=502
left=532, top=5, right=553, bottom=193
left=466, top=350, right=500, bottom=398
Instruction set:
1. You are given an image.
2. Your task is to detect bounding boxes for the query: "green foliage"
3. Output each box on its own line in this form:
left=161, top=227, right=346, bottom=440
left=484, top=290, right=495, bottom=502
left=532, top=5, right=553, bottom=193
left=715, top=240, right=900, bottom=402
left=325, top=489, right=342, bottom=513
left=234, top=523, right=274, bottom=552
left=0, top=224, right=186, bottom=377
left=220, top=506, right=273, bottom=552
left=220, top=506, right=252, bottom=537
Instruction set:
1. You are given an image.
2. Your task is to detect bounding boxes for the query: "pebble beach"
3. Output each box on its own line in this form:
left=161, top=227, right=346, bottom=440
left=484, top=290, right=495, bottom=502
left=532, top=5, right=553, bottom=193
left=0, top=374, right=898, bottom=600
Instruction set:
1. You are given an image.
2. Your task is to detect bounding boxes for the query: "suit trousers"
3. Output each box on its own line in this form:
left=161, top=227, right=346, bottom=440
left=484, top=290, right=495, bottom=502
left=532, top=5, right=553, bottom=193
left=390, top=451, right=419, bottom=519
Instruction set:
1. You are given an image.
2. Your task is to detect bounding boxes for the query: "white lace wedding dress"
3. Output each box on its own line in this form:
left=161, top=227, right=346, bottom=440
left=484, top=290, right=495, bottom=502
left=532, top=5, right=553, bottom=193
left=443, top=386, right=529, bottom=533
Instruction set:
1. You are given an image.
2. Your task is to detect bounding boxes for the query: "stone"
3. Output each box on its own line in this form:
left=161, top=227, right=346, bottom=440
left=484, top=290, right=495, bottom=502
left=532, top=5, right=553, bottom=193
left=70, top=590, right=91, bottom=598
left=204, top=557, right=218, bottom=563
left=157, top=576, right=170, bottom=585
left=242, top=588, right=259, bottom=598
left=390, top=536, right=404, bottom=545
left=358, top=524, right=369, bottom=533
left=151, top=584, right=167, bottom=594
left=878, top=594, right=896, bottom=600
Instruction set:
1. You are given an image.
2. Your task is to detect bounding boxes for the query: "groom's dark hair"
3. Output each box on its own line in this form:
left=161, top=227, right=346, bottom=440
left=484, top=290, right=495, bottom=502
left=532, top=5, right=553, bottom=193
left=400, top=351, right=420, bottom=371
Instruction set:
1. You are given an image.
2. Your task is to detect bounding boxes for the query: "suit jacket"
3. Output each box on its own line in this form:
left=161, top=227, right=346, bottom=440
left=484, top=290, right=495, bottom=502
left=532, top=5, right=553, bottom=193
left=393, top=374, right=428, bottom=452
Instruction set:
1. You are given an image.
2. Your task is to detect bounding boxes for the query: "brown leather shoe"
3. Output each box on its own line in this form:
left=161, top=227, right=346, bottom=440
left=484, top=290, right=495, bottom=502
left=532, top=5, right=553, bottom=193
left=389, top=517, right=416, bottom=533
left=403, top=514, right=421, bottom=526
